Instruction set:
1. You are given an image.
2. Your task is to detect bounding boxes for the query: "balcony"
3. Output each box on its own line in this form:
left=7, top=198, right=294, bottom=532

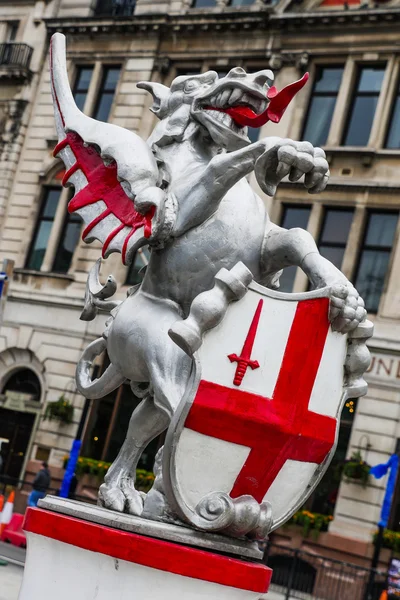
left=92, top=0, right=136, bottom=17
left=0, top=43, right=33, bottom=80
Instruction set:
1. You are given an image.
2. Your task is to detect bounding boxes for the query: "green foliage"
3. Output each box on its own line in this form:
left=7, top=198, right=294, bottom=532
left=44, top=395, right=74, bottom=424
left=342, top=451, right=371, bottom=487
left=288, top=510, right=334, bottom=539
left=374, top=528, right=400, bottom=553
left=63, top=455, right=155, bottom=492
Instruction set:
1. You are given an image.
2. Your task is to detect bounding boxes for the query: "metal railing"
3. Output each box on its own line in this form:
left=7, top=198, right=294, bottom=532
left=264, top=543, right=387, bottom=600
left=92, top=0, right=136, bottom=16
left=0, top=43, right=33, bottom=70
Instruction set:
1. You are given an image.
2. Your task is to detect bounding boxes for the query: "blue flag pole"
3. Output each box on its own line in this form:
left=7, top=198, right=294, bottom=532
left=364, top=454, right=400, bottom=600
left=59, top=397, right=91, bottom=498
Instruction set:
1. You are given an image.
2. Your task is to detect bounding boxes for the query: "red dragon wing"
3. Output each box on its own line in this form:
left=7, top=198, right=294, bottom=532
left=50, top=33, right=164, bottom=265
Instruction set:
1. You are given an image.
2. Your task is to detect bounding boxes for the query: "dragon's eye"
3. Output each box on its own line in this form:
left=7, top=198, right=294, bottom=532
left=184, top=79, right=200, bottom=93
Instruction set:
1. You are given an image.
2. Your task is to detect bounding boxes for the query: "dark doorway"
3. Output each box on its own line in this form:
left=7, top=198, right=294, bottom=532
left=0, top=408, right=35, bottom=482
left=0, top=367, right=41, bottom=483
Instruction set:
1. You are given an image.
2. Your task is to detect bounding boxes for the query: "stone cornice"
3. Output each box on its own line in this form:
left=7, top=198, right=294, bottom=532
left=270, top=6, right=400, bottom=27
left=44, top=10, right=271, bottom=35
left=44, top=5, right=400, bottom=36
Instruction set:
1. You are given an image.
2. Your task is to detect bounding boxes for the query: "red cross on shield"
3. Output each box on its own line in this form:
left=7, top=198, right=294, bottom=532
left=164, top=283, right=349, bottom=531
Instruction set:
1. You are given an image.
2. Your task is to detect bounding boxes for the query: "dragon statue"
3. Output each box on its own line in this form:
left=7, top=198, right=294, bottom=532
left=50, top=33, right=368, bottom=531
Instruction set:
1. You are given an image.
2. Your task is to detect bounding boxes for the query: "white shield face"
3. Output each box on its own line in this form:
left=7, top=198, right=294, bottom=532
left=164, top=283, right=348, bottom=531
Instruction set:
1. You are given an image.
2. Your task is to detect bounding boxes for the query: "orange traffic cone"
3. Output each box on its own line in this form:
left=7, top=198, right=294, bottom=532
left=379, top=590, right=388, bottom=600
left=0, top=495, right=4, bottom=521
left=0, top=490, right=14, bottom=535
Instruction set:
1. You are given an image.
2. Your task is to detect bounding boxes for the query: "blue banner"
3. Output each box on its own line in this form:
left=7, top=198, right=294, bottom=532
left=59, top=438, right=82, bottom=498
left=370, top=454, right=399, bottom=528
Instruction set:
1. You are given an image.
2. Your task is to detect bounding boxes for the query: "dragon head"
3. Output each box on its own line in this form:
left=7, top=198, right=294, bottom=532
left=138, top=67, right=308, bottom=151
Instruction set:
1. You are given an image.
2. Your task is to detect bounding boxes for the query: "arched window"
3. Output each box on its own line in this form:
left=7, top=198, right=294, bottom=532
left=3, top=368, right=41, bottom=402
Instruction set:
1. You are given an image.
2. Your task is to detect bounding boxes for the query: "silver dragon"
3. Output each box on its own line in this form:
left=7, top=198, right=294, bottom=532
left=50, top=33, right=367, bottom=519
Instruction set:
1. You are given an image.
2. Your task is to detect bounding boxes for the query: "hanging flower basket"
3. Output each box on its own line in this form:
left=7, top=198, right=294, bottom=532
left=44, top=395, right=74, bottom=425
left=342, top=451, right=371, bottom=487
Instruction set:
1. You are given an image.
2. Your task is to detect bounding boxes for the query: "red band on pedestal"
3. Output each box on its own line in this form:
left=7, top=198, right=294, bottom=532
left=24, top=508, right=271, bottom=593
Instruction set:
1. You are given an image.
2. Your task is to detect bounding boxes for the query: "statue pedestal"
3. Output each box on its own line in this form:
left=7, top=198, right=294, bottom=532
left=20, top=499, right=272, bottom=600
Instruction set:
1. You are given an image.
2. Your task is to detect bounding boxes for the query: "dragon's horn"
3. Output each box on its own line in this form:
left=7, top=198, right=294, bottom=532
left=137, top=81, right=170, bottom=119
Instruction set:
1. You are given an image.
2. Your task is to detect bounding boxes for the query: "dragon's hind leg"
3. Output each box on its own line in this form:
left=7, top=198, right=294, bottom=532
left=99, top=293, right=193, bottom=515
left=99, top=394, right=169, bottom=514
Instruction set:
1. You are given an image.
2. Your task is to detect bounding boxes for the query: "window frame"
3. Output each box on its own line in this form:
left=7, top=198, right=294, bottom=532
left=385, top=68, right=400, bottom=149
left=353, top=209, right=399, bottom=314
left=52, top=195, right=83, bottom=274
left=25, top=185, right=82, bottom=275
left=342, top=63, right=387, bottom=148
left=92, top=64, right=122, bottom=123
left=72, top=64, right=95, bottom=114
left=316, top=206, right=355, bottom=272
left=301, top=64, right=345, bottom=147
left=25, top=186, right=61, bottom=272
left=278, top=203, right=312, bottom=293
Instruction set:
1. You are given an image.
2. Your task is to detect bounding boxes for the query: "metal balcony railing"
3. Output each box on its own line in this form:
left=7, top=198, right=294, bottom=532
left=93, top=0, right=136, bottom=17
left=0, top=43, right=33, bottom=70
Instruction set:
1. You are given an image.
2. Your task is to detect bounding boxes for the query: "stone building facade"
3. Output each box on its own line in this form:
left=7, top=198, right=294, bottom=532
left=1, top=0, right=400, bottom=568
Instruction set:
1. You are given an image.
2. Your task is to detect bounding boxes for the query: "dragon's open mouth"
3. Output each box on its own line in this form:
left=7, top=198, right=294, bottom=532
left=199, top=72, right=309, bottom=133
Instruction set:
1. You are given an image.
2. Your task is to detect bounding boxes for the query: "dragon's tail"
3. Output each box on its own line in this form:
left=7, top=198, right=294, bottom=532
left=76, top=337, right=125, bottom=399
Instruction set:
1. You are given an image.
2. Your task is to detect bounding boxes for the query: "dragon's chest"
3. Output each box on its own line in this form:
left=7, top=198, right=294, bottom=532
left=144, top=185, right=267, bottom=310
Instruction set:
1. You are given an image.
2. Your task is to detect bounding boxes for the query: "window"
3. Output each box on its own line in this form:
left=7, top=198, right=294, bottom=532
left=230, top=0, right=255, bottom=5
left=93, top=66, right=121, bottom=122
left=386, top=76, right=400, bottom=149
left=354, top=211, right=398, bottom=313
left=248, top=127, right=261, bottom=144
left=343, top=65, right=386, bottom=147
left=26, top=188, right=61, bottom=271
left=317, top=208, right=354, bottom=270
left=302, top=66, right=344, bottom=147
left=53, top=209, right=82, bottom=273
left=279, top=205, right=311, bottom=292
left=192, top=0, right=217, bottom=6
left=6, top=22, right=19, bottom=42
left=26, top=187, right=81, bottom=274
left=93, top=0, right=136, bottom=17
left=73, top=66, right=94, bottom=113
left=126, top=246, right=150, bottom=286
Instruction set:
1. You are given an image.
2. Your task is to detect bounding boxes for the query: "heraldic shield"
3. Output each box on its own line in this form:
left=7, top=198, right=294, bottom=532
left=163, top=278, right=372, bottom=541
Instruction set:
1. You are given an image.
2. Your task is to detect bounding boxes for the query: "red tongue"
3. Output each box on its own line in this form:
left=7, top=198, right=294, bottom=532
left=209, top=72, right=309, bottom=128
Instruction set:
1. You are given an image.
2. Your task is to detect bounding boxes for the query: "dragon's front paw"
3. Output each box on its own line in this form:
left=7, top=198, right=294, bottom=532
left=329, top=283, right=367, bottom=333
left=256, top=139, right=330, bottom=196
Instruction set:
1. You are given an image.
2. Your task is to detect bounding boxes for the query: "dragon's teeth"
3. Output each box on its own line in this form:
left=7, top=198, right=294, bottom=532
left=220, top=88, right=232, bottom=106
left=229, top=88, right=243, bottom=105
left=215, top=92, right=224, bottom=107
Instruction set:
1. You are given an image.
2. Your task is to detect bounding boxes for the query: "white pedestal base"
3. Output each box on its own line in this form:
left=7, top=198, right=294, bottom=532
left=19, top=507, right=272, bottom=600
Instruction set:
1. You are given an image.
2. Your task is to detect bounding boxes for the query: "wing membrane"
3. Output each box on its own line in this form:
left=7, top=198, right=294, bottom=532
left=50, top=33, right=162, bottom=264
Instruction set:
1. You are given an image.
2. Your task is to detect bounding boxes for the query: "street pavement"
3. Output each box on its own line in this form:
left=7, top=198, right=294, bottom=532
left=0, top=542, right=25, bottom=600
